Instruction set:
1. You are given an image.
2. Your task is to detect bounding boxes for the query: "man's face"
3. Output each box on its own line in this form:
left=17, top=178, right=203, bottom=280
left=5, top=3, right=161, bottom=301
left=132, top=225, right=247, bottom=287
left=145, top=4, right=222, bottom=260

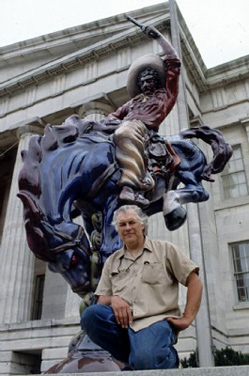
left=137, top=69, right=161, bottom=95
left=116, top=209, right=145, bottom=248
left=139, top=73, right=157, bottom=95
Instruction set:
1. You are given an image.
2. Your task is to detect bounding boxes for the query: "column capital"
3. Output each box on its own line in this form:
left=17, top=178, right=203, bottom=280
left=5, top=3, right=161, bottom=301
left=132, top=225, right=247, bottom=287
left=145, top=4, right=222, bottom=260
left=78, top=100, right=114, bottom=119
left=71, top=93, right=116, bottom=119
left=16, top=125, right=34, bottom=140
left=189, top=115, right=204, bottom=128
left=14, top=117, right=45, bottom=140
left=241, top=117, right=249, bottom=128
left=241, top=117, right=249, bottom=143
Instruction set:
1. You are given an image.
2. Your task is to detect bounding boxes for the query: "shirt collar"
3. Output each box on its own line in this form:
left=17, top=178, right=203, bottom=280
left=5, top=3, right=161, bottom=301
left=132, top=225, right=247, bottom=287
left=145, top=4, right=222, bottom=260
left=117, top=237, right=153, bottom=259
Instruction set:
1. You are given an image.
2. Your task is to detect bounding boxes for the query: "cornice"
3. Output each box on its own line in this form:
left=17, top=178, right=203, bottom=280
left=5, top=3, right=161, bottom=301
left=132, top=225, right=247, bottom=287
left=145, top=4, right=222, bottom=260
left=174, top=4, right=249, bottom=93
left=1, top=2, right=248, bottom=99
left=0, top=12, right=168, bottom=99
left=181, top=38, right=207, bottom=93
left=205, top=55, right=249, bottom=89
left=0, top=3, right=167, bottom=58
left=181, top=39, right=249, bottom=93
left=0, top=34, right=138, bottom=98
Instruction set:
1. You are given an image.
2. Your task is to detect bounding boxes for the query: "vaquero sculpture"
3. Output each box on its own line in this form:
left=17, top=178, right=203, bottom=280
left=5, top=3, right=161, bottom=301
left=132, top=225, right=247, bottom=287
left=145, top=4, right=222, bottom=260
left=18, top=18, right=232, bottom=307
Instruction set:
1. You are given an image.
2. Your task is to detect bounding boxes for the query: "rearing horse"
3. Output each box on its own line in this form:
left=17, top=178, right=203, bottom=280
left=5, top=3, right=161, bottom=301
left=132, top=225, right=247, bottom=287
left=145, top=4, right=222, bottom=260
left=18, top=114, right=232, bottom=305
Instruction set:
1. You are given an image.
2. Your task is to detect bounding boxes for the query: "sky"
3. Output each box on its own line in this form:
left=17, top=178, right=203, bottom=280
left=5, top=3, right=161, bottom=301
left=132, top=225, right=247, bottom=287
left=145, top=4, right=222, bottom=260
left=1, top=0, right=249, bottom=68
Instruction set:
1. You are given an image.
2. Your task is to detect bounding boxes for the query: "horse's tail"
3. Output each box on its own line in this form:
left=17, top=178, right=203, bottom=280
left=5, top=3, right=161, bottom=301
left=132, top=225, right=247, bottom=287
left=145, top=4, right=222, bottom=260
left=179, top=125, right=233, bottom=181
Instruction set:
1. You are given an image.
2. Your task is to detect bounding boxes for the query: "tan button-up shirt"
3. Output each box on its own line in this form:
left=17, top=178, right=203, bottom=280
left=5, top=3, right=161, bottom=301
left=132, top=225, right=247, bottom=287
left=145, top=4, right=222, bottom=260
left=95, top=237, right=199, bottom=331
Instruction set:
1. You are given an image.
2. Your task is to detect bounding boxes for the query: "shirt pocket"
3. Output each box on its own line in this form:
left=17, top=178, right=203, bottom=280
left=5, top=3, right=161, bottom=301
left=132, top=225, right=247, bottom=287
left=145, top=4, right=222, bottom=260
left=141, top=262, right=164, bottom=285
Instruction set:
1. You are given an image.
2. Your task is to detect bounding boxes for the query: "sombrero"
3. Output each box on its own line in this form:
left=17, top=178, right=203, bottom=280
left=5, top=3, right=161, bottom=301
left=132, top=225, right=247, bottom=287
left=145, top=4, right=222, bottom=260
left=127, top=54, right=165, bottom=98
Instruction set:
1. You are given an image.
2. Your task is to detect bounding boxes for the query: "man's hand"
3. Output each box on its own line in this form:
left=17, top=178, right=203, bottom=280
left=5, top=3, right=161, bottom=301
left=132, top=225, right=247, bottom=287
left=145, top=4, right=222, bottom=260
left=126, top=16, right=159, bottom=39
left=126, top=14, right=178, bottom=57
left=167, top=271, right=203, bottom=333
left=143, top=25, right=160, bottom=39
left=166, top=315, right=192, bottom=333
left=111, top=296, right=133, bottom=329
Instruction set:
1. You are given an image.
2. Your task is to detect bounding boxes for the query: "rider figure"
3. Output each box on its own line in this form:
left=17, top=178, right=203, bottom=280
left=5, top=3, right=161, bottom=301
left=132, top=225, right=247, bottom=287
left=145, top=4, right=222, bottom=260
left=107, top=23, right=181, bottom=207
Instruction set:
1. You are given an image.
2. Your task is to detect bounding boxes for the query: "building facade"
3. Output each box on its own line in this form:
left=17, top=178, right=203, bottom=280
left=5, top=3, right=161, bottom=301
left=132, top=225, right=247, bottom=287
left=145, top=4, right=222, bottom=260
left=0, top=2, right=249, bottom=374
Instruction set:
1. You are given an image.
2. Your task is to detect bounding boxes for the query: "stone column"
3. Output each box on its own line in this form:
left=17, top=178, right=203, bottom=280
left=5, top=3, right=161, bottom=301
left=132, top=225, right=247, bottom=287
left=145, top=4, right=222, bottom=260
left=241, top=117, right=249, bottom=143
left=0, top=128, right=36, bottom=323
left=169, top=0, right=215, bottom=366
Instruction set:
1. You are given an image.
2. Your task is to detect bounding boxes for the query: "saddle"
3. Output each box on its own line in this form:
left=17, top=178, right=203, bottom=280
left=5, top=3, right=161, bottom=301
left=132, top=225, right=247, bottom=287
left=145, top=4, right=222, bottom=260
left=147, top=133, right=181, bottom=178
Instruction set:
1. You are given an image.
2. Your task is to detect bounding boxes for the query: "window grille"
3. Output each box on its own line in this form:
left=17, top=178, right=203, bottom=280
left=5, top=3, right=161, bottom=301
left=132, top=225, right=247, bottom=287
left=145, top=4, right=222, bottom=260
left=221, top=144, right=248, bottom=199
left=32, top=274, right=45, bottom=320
left=231, top=242, right=249, bottom=302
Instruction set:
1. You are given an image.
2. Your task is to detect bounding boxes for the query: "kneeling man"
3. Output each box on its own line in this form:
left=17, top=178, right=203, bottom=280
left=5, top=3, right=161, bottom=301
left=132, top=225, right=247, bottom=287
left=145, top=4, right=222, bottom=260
left=81, top=205, right=203, bottom=370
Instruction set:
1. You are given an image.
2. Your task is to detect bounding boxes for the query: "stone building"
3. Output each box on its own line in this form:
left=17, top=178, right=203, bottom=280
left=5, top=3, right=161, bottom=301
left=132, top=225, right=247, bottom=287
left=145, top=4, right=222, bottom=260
left=0, top=2, right=249, bottom=374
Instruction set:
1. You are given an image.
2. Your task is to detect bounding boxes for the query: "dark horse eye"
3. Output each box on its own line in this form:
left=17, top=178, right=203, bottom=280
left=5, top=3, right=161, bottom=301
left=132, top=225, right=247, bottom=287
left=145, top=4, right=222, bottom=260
left=71, top=254, right=78, bottom=267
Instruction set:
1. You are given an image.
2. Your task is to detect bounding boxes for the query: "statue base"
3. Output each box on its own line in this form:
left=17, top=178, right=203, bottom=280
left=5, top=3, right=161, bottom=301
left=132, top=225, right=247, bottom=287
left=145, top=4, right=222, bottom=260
left=44, top=331, right=123, bottom=373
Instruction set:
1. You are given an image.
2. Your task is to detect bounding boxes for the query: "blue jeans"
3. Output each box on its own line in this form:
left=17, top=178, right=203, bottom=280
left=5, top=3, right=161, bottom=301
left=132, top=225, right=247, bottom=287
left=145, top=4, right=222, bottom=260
left=81, top=305, right=179, bottom=370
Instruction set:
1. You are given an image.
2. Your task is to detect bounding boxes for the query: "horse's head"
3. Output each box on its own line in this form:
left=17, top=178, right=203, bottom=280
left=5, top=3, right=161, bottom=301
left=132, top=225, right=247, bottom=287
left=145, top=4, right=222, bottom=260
left=48, top=246, right=92, bottom=297
left=17, top=188, right=93, bottom=295
left=18, top=116, right=122, bottom=301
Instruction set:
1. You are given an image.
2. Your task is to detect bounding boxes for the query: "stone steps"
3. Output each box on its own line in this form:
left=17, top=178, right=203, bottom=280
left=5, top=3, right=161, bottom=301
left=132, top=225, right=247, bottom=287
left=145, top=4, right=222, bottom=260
left=25, top=365, right=249, bottom=376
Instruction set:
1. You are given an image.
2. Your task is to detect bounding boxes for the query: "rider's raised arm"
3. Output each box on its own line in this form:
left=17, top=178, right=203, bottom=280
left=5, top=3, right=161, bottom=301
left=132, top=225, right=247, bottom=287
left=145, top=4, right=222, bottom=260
left=143, top=25, right=178, bottom=59
left=141, top=24, right=181, bottom=107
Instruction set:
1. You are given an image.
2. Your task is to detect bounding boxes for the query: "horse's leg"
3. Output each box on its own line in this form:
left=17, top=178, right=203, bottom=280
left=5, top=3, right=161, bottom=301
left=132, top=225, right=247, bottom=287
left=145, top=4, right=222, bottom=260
left=100, top=194, right=122, bottom=264
left=163, top=174, right=210, bottom=231
left=162, top=139, right=212, bottom=231
left=163, top=190, right=188, bottom=231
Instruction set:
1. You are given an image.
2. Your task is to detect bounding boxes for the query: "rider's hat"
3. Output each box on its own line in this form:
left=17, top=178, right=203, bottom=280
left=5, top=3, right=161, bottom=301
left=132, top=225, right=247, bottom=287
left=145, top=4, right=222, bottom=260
left=127, top=54, right=165, bottom=98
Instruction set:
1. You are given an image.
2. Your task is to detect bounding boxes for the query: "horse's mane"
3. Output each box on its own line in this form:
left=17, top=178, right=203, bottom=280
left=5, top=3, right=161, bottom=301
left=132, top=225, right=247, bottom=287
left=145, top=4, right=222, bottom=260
left=17, top=115, right=114, bottom=262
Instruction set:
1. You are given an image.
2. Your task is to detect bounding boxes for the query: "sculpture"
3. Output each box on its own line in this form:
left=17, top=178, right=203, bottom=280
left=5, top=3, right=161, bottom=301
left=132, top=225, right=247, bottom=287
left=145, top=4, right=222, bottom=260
left=17, top=17, right=232, bottom=373
left=17, top=18, right=232, bottom=304
left=17, top=115, right=232, bottom=303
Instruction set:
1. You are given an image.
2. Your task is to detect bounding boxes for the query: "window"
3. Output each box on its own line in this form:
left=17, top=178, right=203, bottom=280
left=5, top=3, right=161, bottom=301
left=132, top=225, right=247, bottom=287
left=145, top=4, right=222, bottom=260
left=221, top=144, right=248, bottom=199
left=32, top=274, right=45, bottom=320
left=231, top=241, right=249, bottom=302
left=11, top=351, right=41, bottom=375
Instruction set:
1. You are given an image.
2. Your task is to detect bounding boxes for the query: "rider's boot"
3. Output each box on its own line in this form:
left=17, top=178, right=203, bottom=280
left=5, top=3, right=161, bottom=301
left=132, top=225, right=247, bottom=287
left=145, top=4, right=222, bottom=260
left=119, top=186, right=150, bottom=208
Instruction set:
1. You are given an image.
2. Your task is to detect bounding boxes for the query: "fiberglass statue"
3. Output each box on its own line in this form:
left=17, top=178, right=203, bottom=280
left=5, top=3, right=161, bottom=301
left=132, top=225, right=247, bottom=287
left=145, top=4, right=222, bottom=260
left=18, top=17, right=232, bottom=373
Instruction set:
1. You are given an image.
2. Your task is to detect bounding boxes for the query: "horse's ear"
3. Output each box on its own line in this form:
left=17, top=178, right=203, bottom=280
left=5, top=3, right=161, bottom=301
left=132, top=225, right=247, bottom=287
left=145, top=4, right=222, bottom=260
left=18, top=136, right=42, bottom=196
left=41, top=124, right=58, bottom=151
left=17, top=191, right=56, bottom=262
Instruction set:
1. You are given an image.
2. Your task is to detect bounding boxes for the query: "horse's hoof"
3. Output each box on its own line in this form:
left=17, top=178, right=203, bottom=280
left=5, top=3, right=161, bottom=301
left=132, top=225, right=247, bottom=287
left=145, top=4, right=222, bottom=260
left=164, top=206, right=187, bottom=231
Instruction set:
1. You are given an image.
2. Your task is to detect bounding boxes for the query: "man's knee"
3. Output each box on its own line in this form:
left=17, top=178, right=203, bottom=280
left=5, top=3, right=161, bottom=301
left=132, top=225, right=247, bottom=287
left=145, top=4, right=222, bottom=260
left=81, top=305, right=94, bottom=330
left=81, top=305, right=103, bottom=330
left=81, top=304, right=114, bottom=330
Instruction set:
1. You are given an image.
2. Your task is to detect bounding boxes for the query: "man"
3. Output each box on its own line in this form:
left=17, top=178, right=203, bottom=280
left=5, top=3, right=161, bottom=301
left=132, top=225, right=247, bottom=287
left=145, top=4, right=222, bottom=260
left=81, top=205, right=203, bottom=370
left=105, top=23, right=181, bottom=207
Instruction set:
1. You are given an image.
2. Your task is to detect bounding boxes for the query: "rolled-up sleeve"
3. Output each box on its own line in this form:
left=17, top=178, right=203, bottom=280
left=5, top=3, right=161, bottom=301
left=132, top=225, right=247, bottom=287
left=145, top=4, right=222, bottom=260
left=166, top=244, right=199, bottom=286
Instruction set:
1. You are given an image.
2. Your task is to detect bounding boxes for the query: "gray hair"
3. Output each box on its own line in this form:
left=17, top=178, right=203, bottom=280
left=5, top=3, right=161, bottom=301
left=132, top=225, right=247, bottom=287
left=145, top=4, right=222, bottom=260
left=112, top=205, right=148, bottom=235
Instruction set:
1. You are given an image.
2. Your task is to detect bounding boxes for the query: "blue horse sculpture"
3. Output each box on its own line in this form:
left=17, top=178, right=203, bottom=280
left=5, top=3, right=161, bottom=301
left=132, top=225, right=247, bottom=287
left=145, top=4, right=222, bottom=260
left=18, top=114, right=232, bottom=304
